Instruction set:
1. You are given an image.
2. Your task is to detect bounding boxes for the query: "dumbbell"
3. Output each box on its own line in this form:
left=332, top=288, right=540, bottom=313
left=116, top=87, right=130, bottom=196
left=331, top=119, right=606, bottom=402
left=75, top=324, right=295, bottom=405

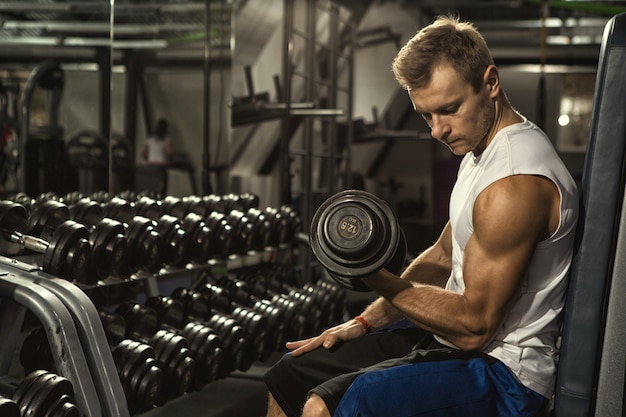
left=154, top=214, right=189, bottom=267
left=180, top=195, right=210, bottom=217
left=161, top=195, right=186, bottom=219
left=268, top=292, right=307, bottom=341
left=213, top=275, right=252, bottom=308
left=69, top=198, right=103, bottom=228
left=179, top=322, right=224, bottom=389
left=283, top=288, right=323, bottom=336
left=0, top=200, right=92, bottom=283
left=109, top=337, right=163, bottom=413
left=115, top=302, right=196, bottom=401
left=11, top=192, right=35, bottom=211
left=145, top=295, right=225, bottom=388
left=62, top=191, right=85, bottom=206
left=0, top=394, right=19, bottom=417
left=100, top=312, right=163, bottom=413
left=225, top=210, right=257, bottom=255
left=245, top=208, right=273, bottom=250
left=120, top=216, right=164, bottom=275
left=205, top=212, right=234, bottom=259
left=133, top=196, right=163, bottom=220
left=215, top=193, right=258, bottom=213
left=197, top=281, right=231, bottom=314
left=229, top=304, right=269, bottom=368
left=262, top=207, right=289, bottom=247
left=309, top=279, right=348, bottom=323
left=309, top=189, right=407, bottom=292
left=10, top=369, right=80, bottom=417
left=181, top=213, right=213, bottom=263
left=249, top=298, right=287, bottom=357
left=279, top=205, right=302, bottom=243
left=204, top=312, right=248, bottom=375
left=202, top=194, right=223, bottom=213
left=101, top=196, right=134, bottom=224
left=63, top=197, right=129, bottom=281
left=171, top=286, right=210, bottom=322
left=88, top=217, right=128, bottom=279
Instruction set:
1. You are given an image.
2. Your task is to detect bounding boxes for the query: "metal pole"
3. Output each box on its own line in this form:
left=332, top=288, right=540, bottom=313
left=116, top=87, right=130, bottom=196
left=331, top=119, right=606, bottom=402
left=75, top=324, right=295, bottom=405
left=202, top=0, right=213, bottom=195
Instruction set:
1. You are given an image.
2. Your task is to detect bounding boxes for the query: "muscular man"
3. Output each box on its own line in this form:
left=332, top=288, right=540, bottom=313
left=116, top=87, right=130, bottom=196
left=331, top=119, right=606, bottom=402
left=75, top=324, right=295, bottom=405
left=265, top=15, right=579, bottom=417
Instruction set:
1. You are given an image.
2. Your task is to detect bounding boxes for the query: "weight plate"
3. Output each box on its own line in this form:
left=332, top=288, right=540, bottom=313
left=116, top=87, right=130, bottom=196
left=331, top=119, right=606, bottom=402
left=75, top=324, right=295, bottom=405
left=135, top=358, right=162, bottom=411
left=0, top=395, right=20, bottom=417
left=310, top=190, right=399, bottom=277
left=27, top=200, right=70, bottom=239
left=0, top=201, right=29, bottom=256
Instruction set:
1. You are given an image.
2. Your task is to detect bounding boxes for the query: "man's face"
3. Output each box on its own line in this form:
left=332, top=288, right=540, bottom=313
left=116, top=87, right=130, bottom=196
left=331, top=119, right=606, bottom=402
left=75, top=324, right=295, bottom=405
left=408, top=63, right=495, bottom=156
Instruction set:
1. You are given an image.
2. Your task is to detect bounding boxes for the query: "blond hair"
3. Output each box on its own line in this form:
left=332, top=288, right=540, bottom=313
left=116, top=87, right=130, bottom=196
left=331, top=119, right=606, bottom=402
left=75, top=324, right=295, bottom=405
left=392, top=15, right=494, bottom=92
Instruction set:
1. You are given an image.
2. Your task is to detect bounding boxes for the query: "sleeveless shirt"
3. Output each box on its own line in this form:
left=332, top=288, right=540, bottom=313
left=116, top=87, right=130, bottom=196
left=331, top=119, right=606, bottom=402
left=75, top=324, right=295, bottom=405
left=435, top=117, right=579, bottom=398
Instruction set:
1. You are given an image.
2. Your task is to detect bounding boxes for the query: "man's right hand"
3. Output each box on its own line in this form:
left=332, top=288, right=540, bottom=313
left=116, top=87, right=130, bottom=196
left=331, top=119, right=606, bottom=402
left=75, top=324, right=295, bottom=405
left=286, top=318, right=369, bottom=357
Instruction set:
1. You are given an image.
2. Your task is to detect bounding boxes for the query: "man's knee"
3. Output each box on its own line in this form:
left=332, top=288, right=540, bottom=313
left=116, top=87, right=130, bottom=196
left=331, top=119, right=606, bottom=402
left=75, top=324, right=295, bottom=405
left=267, top=393, right=289, bottom=417
left=302, top=393, right=331, bottom=417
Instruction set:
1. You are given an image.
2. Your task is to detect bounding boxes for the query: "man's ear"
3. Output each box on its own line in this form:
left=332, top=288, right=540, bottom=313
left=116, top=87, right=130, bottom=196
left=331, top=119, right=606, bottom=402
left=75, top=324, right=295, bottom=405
left=484, top=65, right=500, bottom=97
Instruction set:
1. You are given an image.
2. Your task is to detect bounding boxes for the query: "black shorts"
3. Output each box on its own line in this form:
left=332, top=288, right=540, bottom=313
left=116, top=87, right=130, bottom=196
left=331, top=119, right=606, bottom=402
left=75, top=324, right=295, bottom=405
left=264, top=326, right=439, bottom=417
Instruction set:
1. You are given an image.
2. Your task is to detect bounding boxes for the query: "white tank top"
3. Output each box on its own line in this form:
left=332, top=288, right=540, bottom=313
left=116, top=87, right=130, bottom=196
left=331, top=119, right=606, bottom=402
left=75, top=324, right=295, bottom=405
left=435, top=118, right=579, bottom=398
left=146, top=137, right=170, bottom=165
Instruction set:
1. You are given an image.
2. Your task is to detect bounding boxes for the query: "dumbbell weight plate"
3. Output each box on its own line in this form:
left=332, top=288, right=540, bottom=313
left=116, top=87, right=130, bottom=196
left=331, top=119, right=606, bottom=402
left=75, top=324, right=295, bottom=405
left=156, top=215, right=189, bottom=267
left=128, top=346, right=162, bottom=411
left=47, top=393, right=80, bottom=417
left=102, top=197, right=133, bottom=224
left=70, top=198, right=103, bottom=229
left=125, top=216, right=163, bottom=273
left=43, top=220, right=92, bottom=283
left=27, top=200, right=71, bottom=239
left=310, top=189, right=406, bottom=291
left=0, top=395, right=20, bottom=417
left=0, top=201, right=29, bottom=255
left=14, top=370, right=77, bottom=417
left=112, top=340, right=161, bottom=413
left=182, top=213, right=213, bottom=263
left=90, top=218, right=127, bottom=279
left=135, top=357, right=162, bottom=411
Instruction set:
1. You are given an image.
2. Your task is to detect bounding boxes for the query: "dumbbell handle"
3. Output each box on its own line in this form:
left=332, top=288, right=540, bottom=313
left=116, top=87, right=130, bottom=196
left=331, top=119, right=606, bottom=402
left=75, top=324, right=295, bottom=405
left=5, top=230, right=49, bottom=253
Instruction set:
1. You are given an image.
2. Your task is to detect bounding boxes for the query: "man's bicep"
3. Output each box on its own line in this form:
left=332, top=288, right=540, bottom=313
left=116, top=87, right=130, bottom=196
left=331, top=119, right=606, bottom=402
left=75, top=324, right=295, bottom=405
left=462, top=177, right=557, bottom=323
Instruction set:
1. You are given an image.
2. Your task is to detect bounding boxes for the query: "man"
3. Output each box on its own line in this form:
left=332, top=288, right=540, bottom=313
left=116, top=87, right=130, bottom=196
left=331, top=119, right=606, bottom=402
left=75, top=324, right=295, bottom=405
left=264, top=15, right=579, bottom=417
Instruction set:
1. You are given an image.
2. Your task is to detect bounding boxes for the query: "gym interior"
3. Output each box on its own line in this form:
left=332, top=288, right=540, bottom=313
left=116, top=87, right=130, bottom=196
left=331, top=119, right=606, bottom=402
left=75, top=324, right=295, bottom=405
left=0, top=1, right=624, bottom=416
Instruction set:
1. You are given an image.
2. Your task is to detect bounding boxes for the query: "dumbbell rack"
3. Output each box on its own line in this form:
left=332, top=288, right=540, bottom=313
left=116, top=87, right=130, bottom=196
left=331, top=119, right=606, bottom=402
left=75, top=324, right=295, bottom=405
left=0, top=255, right=124, bottom=417
left=0, top=243, right=293, bottom=417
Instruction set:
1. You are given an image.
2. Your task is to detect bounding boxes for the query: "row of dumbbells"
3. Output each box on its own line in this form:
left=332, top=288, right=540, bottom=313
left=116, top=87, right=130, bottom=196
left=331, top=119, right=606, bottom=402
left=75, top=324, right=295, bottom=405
left=0, top=370, right=79, bottom=417
left=0, top=191, right=301, bottom=284
left=18, top=265, right=347, bottom=413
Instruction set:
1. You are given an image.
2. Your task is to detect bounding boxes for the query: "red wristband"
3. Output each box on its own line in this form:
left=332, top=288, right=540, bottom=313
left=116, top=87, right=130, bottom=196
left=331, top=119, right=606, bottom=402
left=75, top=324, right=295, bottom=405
left=354, top=315, right=372, bottom=332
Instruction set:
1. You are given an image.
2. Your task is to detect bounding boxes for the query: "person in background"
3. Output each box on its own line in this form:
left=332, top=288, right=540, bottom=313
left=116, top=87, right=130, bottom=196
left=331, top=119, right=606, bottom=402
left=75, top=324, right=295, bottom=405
left=141, top=117, right=173, bottom=195
left=263, top=15, right=579, bottom=417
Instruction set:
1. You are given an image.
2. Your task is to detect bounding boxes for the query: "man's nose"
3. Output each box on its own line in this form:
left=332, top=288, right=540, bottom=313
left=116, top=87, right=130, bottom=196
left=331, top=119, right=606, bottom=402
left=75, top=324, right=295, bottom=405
left=429, top=116, right=450, bottom=141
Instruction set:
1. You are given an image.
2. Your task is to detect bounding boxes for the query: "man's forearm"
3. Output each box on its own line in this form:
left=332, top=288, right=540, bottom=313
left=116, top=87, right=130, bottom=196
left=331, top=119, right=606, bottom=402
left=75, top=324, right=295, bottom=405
left=359, top=296, right=405, bottom=331
left=358, top=237, right=452, bottom=330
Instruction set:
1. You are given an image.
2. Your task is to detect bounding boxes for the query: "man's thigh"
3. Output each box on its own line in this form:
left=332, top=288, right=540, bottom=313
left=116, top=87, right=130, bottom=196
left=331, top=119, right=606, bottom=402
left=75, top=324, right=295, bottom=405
left=264, top=327, right=426, bottom=417
left=334, top=356, right=546, bottom=417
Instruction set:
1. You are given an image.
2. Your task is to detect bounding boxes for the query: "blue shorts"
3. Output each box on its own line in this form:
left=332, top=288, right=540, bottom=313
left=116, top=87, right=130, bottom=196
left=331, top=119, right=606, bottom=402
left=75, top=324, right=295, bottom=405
left=334, top=353, right=545, bottom=417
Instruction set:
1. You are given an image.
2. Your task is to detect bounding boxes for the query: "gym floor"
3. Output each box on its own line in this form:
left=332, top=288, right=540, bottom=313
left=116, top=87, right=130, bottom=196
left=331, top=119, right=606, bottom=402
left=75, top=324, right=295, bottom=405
left=140, top=357, right=277, bottom=417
